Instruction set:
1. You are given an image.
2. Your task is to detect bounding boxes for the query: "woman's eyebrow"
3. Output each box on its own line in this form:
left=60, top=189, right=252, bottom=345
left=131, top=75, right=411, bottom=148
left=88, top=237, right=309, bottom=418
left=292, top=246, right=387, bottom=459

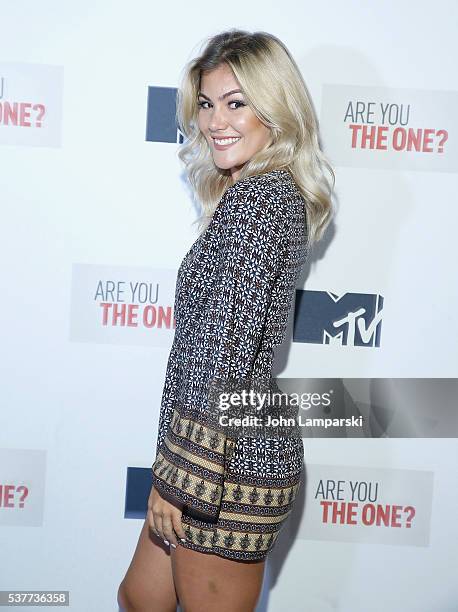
left=197, top=89, right=242, bottom=101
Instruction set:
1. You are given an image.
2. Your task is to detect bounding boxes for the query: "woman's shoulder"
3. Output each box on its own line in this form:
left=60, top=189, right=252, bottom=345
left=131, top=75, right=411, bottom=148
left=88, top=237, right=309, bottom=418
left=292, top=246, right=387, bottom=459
left=220, top=169, right=295, bottom=219
left=213, top=170, right=298, bottom=243
left=224, top=168, right=293, bottom=196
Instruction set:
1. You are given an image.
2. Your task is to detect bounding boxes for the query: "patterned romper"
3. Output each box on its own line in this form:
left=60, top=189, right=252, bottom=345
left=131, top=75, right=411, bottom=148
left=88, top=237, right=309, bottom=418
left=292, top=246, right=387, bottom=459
left=151, top=168, right=309, bottom=561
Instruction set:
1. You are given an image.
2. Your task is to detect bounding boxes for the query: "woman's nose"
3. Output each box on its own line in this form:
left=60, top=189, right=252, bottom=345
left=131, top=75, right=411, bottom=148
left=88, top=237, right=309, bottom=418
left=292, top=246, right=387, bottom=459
left=208, top=106, right=228, bottom=131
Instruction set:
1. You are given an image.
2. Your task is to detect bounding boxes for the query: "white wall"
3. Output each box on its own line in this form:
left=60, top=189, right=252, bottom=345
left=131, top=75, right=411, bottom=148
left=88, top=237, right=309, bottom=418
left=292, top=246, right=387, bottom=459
left=1, top=1, right=457, bottom=610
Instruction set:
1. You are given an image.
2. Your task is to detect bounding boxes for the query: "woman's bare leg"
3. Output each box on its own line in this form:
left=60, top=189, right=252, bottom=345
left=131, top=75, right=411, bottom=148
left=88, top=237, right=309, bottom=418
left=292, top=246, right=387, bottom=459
left=117, top=517, right=265, bottom=611
left=171, top=545, right=265, bottom=612
left=118, top=517, right=178, bottom=612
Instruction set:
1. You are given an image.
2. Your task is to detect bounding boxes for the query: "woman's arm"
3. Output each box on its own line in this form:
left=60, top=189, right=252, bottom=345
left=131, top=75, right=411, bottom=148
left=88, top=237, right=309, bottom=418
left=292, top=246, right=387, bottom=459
left=152, top=182, right=290, bottom=517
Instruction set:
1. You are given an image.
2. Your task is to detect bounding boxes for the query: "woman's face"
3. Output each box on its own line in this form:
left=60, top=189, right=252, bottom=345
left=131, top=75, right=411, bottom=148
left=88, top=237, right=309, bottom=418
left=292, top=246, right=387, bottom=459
left=197, top=63, right=272, bottom=183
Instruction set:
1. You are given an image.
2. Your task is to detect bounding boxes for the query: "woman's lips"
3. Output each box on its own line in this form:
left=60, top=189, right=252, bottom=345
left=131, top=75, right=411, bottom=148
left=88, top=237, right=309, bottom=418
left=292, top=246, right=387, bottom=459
left=212, top=137, right=241, bottom=150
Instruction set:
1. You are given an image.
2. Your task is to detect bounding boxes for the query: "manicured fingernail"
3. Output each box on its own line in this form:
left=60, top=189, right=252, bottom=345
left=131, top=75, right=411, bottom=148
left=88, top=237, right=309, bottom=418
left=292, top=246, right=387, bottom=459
left=164, top=540, right=169, bottom=545
left=171, top=543, right=177, bottom=548
left=180, top=538, right=186, bottom=542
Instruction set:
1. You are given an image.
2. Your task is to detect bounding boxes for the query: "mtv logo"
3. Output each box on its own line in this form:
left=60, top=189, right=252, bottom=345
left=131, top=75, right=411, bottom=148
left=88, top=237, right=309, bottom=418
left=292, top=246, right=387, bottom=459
left=145, top=86, right=185, bottom=144
left=293, top=290, right=383, bottom=347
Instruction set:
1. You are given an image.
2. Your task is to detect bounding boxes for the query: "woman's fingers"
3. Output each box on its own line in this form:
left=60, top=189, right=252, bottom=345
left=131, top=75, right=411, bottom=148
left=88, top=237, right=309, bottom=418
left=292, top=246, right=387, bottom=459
left=147, top=487, right=160, bottom=534
left=148, top=486, right=187, bottom=548
left=162, top=515, right=178, bottom=547
left=152, top=508, right=165, bottom=541
left=149, top=486, right=166, bottom=541
left=172, top=508, right=187, bottom=542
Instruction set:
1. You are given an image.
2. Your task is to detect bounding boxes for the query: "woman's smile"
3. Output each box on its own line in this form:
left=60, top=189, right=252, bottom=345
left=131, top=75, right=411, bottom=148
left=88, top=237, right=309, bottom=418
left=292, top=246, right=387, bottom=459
left=212, top=136, right=242, bottom=150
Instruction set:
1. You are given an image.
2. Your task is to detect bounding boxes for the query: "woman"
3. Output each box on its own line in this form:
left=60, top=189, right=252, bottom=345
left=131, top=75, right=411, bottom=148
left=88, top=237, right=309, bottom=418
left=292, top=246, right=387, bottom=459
left=118, top=28, right=334, bottom=612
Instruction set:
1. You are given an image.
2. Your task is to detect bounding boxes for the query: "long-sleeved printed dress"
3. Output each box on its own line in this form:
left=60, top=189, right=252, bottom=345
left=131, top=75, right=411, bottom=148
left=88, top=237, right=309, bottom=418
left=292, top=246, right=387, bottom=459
left=151, top=168, right=309, bottom=561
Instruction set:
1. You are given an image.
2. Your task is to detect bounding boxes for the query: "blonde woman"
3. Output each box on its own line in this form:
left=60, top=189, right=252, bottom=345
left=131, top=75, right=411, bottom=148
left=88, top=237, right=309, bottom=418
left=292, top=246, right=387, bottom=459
left=118, top=29, right=334, bottom=612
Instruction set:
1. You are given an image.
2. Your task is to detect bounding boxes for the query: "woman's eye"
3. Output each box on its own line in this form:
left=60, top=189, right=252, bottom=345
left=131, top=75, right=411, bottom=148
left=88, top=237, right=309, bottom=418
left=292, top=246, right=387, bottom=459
left=197, top=100, right=245, bottom=110
left=229, top=100, right=246, bottom=109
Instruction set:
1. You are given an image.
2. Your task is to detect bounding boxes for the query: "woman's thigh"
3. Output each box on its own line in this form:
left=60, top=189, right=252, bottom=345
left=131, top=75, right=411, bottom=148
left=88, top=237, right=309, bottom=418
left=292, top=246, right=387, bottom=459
left=118, top=517, right=178, bottom=612
left=171, top=545, right=265, bottom=612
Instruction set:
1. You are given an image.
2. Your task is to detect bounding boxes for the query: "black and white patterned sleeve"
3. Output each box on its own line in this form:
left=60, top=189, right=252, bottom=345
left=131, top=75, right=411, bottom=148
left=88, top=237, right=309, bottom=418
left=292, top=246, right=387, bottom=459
left=204, top=184, right=288, bottom=382
left=153, top=342, right=180, bottom=460
left=151, top=182, right=290, bottom=515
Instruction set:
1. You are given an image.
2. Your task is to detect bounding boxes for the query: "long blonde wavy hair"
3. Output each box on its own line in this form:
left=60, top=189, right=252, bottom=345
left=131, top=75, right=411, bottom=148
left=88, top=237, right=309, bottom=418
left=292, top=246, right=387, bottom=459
left=176, top=29, right=335, bottom=247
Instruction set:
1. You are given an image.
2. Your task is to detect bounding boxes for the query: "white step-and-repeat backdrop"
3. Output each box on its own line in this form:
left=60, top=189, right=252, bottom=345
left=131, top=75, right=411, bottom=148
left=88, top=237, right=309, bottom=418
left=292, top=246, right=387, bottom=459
left=1, top=1, right=457, bottom=610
